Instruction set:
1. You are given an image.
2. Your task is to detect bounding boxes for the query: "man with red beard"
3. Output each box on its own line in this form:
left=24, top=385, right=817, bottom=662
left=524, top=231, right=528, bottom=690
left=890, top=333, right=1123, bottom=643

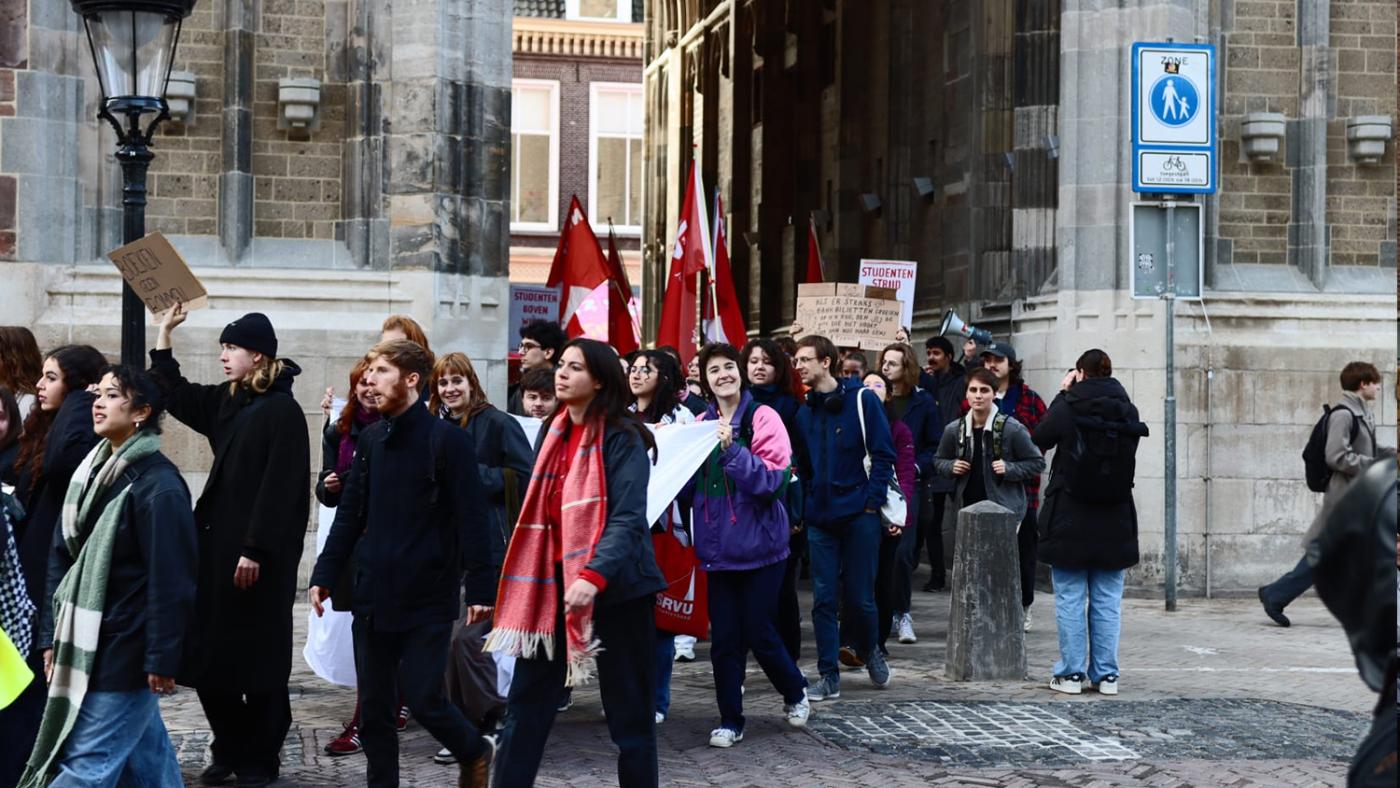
left=309, top=340, right=495, bottom=787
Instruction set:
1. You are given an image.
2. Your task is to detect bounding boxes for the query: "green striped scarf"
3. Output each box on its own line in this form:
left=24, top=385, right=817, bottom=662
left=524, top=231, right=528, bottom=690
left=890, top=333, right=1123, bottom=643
left=19, top=430, right=160, bottom=788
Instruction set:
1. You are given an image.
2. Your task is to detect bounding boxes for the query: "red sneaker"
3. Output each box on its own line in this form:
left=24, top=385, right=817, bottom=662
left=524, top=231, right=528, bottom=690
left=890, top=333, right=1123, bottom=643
left=396, top=704, right=411, bottom=732
left=324, top=720, right=362, bottom=756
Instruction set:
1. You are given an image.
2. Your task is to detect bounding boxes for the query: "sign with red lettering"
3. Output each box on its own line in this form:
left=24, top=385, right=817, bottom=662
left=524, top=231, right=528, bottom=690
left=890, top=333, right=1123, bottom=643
left=105, top=232, right=209, bottom=323
left=508, top=284, right=561, bottom=349
left=857, top=259, right=918, bottom=329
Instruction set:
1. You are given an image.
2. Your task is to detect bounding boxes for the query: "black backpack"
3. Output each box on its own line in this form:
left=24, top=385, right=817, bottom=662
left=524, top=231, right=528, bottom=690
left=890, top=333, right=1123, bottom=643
left=1302, top=405, right=1360, bottom=493
left=1066, top=413, right=1149, bottom=504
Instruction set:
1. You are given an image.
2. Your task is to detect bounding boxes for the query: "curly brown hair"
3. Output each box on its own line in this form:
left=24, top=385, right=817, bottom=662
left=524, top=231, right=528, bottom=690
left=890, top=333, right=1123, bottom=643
left=0, top=326, right=42, bottom=397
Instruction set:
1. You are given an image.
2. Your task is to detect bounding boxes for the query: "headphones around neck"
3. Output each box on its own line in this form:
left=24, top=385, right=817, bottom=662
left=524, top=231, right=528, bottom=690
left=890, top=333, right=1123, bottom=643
left=806, top=384, right=848, bottom=414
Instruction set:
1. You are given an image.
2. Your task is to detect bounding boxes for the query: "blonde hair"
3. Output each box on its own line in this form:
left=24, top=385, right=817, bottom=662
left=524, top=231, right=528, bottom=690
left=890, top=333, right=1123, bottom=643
left=228, top=354, right=286, bottom=395
left=429, top=351, right=490, bottom=426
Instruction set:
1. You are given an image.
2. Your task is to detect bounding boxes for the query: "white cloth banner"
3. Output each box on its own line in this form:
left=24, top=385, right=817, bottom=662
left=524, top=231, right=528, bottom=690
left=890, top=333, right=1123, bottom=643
left=509, top=415, right=719, bottom=525
left=303, top=504, right=358, bottom=687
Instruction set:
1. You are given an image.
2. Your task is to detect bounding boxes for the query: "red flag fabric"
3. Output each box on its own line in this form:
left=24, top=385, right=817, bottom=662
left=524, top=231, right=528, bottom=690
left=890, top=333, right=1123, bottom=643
left=805, top=216, right=825, bottom=284
left=657, top=162, right=712, bottom=365
left=704, top=194, right=747, bottom=346
left=546, top=195, right=610, bottom=337
left=605, top=225, right=640, bottom=355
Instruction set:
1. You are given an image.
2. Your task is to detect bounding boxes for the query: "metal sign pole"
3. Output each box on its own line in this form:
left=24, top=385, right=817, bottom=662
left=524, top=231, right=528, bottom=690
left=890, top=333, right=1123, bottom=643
left=1162, top=199, right=1178, bottom=612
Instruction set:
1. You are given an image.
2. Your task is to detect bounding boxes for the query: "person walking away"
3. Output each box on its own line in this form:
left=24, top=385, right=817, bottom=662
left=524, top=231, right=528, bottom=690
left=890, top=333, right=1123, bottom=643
left=980, top=341, right=1047, bottom=631
left=934, top=368, right=1045, bottom=620
left=309, top=340, right=494, bottom=787
left=683, top=344, right=810, bottom=748
left=626, top=349, right=692, bottom=722
left=0, top=327, right=43, bottom=424
left=487, top=339, right=664, bottom=788
left=856, top=372, right=917, bottom=660
left=21, top=366, right=196, bottom=787
left=917, top=337, right=964, bottom=591
left=740, top=339, right=805, bottom=662
left=878, top=344, right=940, bottom=644
left=792, top=336, right=896, bottom=701
left=1258, top=361, right=1396, bottom=627
left=1030, top=350, right=1147, bottom=695
left=1, top=345, right=105, bottom=787
left=148, top=306, right=310, bottom=787
left=430, top=351, right=533, bottom=762
left=508, top=321, right=568, bottom=416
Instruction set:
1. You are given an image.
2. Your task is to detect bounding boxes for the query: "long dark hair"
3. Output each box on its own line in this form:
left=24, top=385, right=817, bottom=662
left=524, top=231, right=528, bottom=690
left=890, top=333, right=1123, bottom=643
left=631, top=349, right=685, bottom=425
left=0, top=386, right=20, bottom=451
left=17, top=344, right=107, bottom=486
left=101, top=365, right=167, bottom=435
left=0, top=327, right=42, bottom=397
left=561, top=338, right=656, bottom=456
left=740, top=338, right=793, bottom=394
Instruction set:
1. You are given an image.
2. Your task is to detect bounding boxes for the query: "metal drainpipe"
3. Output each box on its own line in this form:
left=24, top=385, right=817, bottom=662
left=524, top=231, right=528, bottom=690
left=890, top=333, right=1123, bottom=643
left=1204, top=351, right=1213, bottom=599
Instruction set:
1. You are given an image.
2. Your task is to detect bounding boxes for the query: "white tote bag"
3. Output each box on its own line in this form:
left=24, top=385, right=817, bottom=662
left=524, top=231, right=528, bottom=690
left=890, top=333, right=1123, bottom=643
left=856, top=389, right=908, bottom=528
left=302, top=504, right=358, bottom=687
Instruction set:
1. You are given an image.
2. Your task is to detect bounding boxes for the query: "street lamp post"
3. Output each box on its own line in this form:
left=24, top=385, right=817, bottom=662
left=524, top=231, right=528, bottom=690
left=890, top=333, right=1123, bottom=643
left=71, top=0, right=196, bottom=367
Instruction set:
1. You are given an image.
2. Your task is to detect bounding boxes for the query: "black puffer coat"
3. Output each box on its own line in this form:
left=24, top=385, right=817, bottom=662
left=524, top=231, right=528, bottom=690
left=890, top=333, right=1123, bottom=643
left=448, top=406, right=533, bottom=571
left=148, top=348, right=311, bottom=692
left=1032, top=377, right=1141, bottom=571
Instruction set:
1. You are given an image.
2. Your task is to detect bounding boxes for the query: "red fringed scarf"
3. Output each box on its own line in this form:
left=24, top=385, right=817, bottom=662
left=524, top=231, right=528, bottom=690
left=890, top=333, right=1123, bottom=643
left=485, top=411, right=609, bottom=686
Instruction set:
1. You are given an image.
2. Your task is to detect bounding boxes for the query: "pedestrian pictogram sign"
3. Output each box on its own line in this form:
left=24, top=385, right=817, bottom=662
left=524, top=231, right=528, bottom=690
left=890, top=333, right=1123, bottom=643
left=1132, top=42, right=1216, bottom=194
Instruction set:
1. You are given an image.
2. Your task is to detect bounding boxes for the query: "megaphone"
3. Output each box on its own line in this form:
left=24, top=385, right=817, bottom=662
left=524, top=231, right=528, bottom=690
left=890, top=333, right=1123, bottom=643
left=939, top=310, right=994, bottom=345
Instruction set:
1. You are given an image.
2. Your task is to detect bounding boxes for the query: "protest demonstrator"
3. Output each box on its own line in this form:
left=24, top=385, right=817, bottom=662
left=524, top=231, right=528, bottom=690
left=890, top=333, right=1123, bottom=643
left=0, top=327, right=43, bottom=424
left=309, top=341, right=495, bottom=787
left=682, top=343, right=810, bottom=749
left=518, top=367, right=560, bottom=422
left=488, top=339, right=664, bottom=788
left=509, top=321, right=568, bottom=416
left=21, top=367, right=195, bottom=788
left=149, top=306, right=310, bottom=788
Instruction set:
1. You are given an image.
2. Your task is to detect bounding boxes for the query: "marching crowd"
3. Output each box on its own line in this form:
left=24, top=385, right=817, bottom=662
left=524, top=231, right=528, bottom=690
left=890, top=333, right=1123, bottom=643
left=0, top=309, right=1391, bottom=788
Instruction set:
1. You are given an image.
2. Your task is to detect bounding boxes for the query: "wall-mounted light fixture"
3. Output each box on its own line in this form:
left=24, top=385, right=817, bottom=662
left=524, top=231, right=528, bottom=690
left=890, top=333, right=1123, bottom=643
left=1239, top=112, right=1285, bottom=163
left=912, top=177, right=935, bottom=201
left=277, top=77, right=322, bottom=133
left=164, top=70, right=196, bottom=125
left=1346, top=115, right=1392, bottom=166
left=859, top=193, right=882, bottom=214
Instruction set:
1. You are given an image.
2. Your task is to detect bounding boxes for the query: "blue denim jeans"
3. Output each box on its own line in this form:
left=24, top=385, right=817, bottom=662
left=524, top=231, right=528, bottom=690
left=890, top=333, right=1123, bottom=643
left=1051, top=567, right=1125, bottom=682
left=1261, top=555, right=1313, bottom=610
left=654, top=630, right=674, bottom=716
left=50, top=689, right=183, bottom=787
left=809, top=512, right=881, bottom=679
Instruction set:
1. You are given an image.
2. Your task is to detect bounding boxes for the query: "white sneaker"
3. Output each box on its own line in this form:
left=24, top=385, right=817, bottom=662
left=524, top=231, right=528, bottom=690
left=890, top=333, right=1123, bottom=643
left=897, top=613, right=916, bottom=644
left=674, top=635, right=697, bottom=662
left=432, top=746, right=457, bottom=765
left=783, top=690, right=811, bottom=728
left=1023, top=606, right=1033, bottom=632
left=1095, top=675, right=1119, bottom=695
left=708, top=727, right=743, bottom=748
left=1049, top=673, right=1084, bottom=694
left=654, top=711, right=666, bottom=724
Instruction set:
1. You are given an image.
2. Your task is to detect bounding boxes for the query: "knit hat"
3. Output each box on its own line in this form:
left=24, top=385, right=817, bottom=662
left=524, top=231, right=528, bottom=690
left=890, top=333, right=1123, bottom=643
left=219, top=313, right=278, bottom=358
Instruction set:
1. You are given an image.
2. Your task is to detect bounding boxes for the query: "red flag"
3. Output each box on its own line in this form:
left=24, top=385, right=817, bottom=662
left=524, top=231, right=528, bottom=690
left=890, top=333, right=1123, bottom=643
left=657, top=161, right=712, bottom=365
left=805, top=215, right=825, bottom=284
left=605, top=224, right=640, bottom=355
left=546, top=195, right=610, bottom=337
left=704, top=194, right=747, bottom=346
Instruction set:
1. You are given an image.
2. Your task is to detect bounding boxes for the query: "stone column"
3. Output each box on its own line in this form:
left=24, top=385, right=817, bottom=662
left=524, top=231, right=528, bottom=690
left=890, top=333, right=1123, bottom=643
left=1287, top=0, right=1329, bottom=287
left=945, top=500, right=1025, bottom=681
left=219, top=0, right=256, bottom=264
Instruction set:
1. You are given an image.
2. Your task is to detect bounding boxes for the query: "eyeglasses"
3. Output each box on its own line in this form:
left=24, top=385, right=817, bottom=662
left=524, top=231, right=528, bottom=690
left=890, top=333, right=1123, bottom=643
left=628, top=366, right=655, bottom=377
left=793, top=355, right=817, bottom=366
left=518, top=340, right=541, bottom=351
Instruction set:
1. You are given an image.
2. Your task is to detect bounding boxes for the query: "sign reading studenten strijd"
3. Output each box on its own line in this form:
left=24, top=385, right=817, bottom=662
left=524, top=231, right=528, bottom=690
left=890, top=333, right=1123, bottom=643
left=1132, top=42, right=1216, bottom=195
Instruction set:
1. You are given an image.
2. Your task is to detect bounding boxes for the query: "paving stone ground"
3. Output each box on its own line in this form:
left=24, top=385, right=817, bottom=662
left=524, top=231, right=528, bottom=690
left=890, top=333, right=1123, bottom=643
left=162, top=574, right=1374, bottom=787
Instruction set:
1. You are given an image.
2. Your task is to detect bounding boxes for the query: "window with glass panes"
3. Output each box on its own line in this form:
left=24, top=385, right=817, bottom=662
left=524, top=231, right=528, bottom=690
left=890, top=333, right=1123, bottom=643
left=590, top=84, right=644, bottom=232
left=511, top=81, right=558, bottom=230
left=567, top=0, right=630, bottom=21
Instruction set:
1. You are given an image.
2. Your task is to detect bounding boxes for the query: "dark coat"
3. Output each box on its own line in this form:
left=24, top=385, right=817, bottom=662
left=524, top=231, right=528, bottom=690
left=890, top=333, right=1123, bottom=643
left=920, top=363, right=966, bottom=493
left=893, top=388, right=941, bottom=480
left=530, top=420, right=665, bottom=607
left=311, top=402, right=492, bottom=627
left=147, top=348, right=311, bottom=692
left=14, top=391, right=99, bottom=621
left=1032, top=377, right=1141, bottom=571
left=39, top=452, right=198, bottom=690
left=447, top=406, right=533, bottom=570
left=794, top=378, right=896, bottom=528
left=314, top=415, right=375, bottom=509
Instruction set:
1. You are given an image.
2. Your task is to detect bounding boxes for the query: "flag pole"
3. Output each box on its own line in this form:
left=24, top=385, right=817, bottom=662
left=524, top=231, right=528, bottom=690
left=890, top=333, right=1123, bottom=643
left=706, top=191, right=723, bottom=343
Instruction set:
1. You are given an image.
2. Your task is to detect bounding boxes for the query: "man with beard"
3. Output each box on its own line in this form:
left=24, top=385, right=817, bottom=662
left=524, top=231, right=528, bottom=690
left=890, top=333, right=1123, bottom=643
left=309, top=340, right=495, bottom=787
left=917, top=337, right=964, bottom=591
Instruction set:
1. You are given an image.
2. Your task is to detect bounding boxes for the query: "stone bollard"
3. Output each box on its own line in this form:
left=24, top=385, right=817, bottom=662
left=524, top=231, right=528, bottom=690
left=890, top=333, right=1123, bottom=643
left=945, top=500, right=1025, bottom=681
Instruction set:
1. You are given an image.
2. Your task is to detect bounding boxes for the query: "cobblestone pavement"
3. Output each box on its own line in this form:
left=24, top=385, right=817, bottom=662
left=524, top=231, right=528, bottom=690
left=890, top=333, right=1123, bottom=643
left=162, top=579, right=1373, bottom=787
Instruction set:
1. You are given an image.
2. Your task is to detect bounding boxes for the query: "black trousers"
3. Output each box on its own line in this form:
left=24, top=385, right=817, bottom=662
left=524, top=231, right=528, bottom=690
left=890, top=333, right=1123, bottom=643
left=0, top=650, right=45, bottom=787
left=196, top=687, right=291, bottom=776
left=1018, top=508, right=1039, bottom=608
left=354, top=616, right=483, bottom=787
left=914, top=489, right=948, bottom=586
left=495, top=592, right=658, bottom=788
left=873, top=530, right=902, bottom=651
left=775, top=529, right=806, bottom=662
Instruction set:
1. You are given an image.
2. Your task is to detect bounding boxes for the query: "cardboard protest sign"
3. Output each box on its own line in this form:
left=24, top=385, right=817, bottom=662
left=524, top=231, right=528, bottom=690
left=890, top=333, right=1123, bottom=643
left=795, top=282, right=902, bottom=350
left=105, top=232, right=208, bottom=323
left=858, top=259, right=918, bottom=328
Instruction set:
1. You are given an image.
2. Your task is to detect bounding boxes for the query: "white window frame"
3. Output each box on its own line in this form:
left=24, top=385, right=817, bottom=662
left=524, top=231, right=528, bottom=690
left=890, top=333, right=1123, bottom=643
left=510, top=78, right=560, bottom=234
left=588, top=81, right=645, bottom=236
left=565, top=0, right=632, bottom=23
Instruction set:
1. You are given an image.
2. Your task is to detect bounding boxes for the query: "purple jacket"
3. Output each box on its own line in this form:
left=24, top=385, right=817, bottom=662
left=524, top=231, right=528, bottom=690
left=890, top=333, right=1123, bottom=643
left=891, top=419, right=917, bottom=530
left=684, top=391, right=793, bottom=572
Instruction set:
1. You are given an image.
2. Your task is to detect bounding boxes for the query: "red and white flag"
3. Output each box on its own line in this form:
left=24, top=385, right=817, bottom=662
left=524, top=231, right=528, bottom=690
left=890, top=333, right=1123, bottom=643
left=546, top=195, right=610, bottom=336
left=703, top=193, right=747, bottom=346
left=805, top=215, right=825, bottom=284
left=604, top=224, right=640, bottom=355
left=657, top=161, right=712, bottom=365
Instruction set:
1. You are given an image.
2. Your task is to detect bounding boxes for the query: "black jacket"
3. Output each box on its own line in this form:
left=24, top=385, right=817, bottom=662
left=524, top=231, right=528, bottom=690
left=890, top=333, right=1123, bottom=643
left=530, top=420, right=665, bottom=607
left=447, top=406, right=533, bottom=570
left=147, top=348, right=310, bottom=692
left=1032, top=377, right=1140, bottom=571
left=920, top=363, right=966, bottom=493
left=14, top=391, right=99, bottom=622
left=311, top=401, right=492, bottom=628
left=315, top=416, right=375, bottom=508
left=39, top=452, right=197, bottom=690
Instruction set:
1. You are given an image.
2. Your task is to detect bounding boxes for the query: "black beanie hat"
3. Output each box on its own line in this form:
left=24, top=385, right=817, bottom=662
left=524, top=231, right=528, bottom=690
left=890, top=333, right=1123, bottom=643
left=219, top=312, right=278, bottom=358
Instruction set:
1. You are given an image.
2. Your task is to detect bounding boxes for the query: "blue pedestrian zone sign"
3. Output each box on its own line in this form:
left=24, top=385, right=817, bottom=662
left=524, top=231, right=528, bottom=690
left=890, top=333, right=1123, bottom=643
left=1132, top=42, right=1216, bottom=194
